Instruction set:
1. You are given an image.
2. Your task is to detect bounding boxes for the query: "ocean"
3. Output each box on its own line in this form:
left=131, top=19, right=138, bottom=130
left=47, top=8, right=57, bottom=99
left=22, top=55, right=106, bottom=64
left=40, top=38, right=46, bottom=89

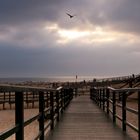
left=0, top=76, right=95, bottom=83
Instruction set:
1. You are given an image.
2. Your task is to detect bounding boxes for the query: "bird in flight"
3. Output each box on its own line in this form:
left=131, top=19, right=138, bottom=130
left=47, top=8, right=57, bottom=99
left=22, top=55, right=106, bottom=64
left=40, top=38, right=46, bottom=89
left=66, top=13, right=76, bottom=18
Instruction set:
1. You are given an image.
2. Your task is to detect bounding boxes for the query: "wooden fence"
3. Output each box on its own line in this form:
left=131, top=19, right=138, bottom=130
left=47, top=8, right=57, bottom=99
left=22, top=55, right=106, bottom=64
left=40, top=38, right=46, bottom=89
left=90, top=87, right=140, bottom=140
left=0, top=85, right=73, bottom=140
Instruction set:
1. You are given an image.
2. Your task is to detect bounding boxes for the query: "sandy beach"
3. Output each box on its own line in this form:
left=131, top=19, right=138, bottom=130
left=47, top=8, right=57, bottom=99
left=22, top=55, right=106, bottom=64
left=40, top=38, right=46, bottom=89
left=0, top=109, right=39, bottom=140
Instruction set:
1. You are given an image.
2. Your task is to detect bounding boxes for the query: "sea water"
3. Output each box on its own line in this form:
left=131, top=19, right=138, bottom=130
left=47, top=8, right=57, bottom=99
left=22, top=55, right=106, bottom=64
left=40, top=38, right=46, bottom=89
left=0, top=76, right=96, bottom=83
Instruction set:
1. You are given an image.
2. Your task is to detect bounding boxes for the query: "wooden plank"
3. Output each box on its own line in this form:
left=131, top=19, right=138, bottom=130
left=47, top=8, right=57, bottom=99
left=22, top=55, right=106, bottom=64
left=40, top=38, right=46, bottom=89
left=46, top=96, right=134, bottom=140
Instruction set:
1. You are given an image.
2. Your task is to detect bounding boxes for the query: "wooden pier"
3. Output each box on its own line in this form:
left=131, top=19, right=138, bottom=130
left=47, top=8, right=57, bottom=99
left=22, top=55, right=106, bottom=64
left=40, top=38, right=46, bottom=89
left=47, top=95, right=133, bottom=140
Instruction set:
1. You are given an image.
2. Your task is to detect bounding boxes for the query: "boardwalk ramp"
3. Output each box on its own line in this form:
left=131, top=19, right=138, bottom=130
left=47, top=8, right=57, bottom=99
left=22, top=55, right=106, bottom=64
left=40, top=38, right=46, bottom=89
left=47, top=95, right=133, bottom=140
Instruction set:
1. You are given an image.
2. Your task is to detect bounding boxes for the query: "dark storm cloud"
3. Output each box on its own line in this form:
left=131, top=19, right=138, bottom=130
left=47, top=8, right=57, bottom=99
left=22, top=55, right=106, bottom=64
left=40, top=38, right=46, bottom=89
left=0, top=0, right=140, bottom=77
left=0, top=0, right=87, bottom=25
left=91, top=0, right=140, bottom=34
left=0, top=0, right=140, bottom=34
left=0, top=38, right=140, bottom=77
left=0, top=43, right=62, bottom=76
left=0, top=0, right=62, bottom=26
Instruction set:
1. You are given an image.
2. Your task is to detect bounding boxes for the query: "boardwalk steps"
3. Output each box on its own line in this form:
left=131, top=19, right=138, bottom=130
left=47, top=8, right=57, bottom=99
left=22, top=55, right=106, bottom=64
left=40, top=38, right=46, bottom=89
left=46, top=95, right=133, bottom=140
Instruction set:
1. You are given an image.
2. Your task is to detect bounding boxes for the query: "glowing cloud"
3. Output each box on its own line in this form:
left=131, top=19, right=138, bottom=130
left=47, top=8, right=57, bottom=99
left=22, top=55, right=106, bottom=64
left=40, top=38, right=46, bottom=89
left=44, top=23, right=140, bottom=46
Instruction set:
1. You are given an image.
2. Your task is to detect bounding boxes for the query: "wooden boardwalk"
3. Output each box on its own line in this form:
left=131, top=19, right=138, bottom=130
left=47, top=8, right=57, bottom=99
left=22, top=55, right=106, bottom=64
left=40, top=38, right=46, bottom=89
left=46, top=95, right=134, bottom=140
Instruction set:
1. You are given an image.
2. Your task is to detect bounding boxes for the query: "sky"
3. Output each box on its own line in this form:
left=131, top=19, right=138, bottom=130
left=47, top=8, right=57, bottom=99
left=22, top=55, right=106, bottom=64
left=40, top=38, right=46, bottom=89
left=0, top=0, right=140, bottom=78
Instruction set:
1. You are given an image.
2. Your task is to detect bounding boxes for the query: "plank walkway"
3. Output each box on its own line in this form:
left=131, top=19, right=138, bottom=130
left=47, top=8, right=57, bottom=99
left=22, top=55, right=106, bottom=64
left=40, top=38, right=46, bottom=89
left=46, top=95, right=134, bottom=140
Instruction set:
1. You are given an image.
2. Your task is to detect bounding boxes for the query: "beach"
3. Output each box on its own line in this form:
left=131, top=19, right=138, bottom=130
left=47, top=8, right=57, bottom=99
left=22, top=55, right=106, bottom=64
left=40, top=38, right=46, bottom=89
left=0, top=108, right=39, bottom=140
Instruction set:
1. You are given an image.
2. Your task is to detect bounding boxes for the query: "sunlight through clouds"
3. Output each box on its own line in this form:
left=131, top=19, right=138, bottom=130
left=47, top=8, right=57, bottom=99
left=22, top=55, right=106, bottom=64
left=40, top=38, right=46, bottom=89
left=45, top=24, right=119, bottom=44
left=45, top=23, right=140, bottom=46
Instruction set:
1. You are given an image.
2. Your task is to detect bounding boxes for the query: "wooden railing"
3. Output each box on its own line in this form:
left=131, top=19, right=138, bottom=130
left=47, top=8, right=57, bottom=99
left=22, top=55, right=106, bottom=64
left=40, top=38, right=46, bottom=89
left=0, top=85, right=73, bottom=140
left=90, top=87, right=140, bottom=140
left=92, top=73, right=140, bottom=88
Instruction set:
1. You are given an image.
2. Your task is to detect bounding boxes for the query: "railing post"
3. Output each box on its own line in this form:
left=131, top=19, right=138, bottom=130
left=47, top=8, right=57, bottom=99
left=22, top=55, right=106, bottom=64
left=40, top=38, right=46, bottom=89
left=50, top=92, right=54, bottom=129
left=90, top=88, right=95, bottom=101
left=138, top=91, right=140, bottom=140
left=61, top=89, right=64, bottom=114
left=26, top=92, right=29, bottom=108
left=99, top=89, right=101, bottom=107
left=70, top=88, right=73, bottom=100
left=46, top=92, right=49, bottom=108
left=32, top=92, right=35, bottom=108
left=3, top=92, right=5, bottom=109
left=97, top=89, right=100, bottom=105
left=106, top=88, right=110, bottom=114
left=75, top=88, right=78, bottom=97
left=63, top=89, right=66, bottom=110
left=90, top=88, right=92, bottom=99
left=9, top=92, right=12, bottom=109
left=95, top=88, right=98, bottom=103
left=65, top=89, right=68, bottom=107
left=15, top=91, right=24, bottom=140
left=56, top=91, right=60, bottom=122
left=103, top=89, right=105, bottom=111
left=113, top=91, right=116, bottom=123
left=39, top=91, right=45, bottom=140
left=122, top=92, right=126, bottom=131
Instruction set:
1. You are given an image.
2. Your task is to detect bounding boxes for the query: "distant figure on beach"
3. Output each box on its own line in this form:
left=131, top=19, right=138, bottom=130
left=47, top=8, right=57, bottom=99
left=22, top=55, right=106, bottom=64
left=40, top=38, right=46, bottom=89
left=93, top=78, right=96, bottom=83
left=66, top=13, right=76, bottom=18
left=129, top=74, right=135, bottom=88
left=132, top=74, right=135, bottom=79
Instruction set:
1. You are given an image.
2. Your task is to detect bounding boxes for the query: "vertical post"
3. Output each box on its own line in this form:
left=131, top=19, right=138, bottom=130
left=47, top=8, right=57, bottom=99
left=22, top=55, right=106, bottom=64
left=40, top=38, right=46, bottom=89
left=50, top=92, right=54, bottom=129
left=90, top=88, right=92, bottom=99
left=65, top=89, right=67, bottom=107
left=56, top=91, right=60, bottom=122
left=99, top=89, right=101, bottom=107
left=91, top=88, right=93, bottom=101
left=94, top=88, right=96, bottom=103
left=106, top=88, right=110, bottom=114
left=9, top=92, right=12, bottom=109
left=122, top=92, right=126, bottom=131
left=97, top=89, right=100, bottom=105
left=71, top=88, right=74, bottom=100
left=113, top=91, right=116, bottom=123
left=3, top=92, right=5, bottom=109
left=46, top=92, right=49, bottom=108
left=15, top=91, right=24, bottom=140
left=61, top=89, right=64, bottom=114
left=118, top=93, right=121, bottom=102
left=39, top=91, right=44, bottom=140
left=32, top=92, right=35, bottom=108
left=63, top=89, right=66, bottom=110
left=103, top=89, right=105, bottom=111
left=26, top=92, right=29, bottom=108
left=138, top=91, right=140, bottom=140
left=95, top=88, right=97, bottom=103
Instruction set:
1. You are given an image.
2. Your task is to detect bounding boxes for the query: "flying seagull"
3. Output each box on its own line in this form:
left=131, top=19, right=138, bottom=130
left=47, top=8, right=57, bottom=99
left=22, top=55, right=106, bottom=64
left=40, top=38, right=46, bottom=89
left=66, top=13, right=76, bottom=18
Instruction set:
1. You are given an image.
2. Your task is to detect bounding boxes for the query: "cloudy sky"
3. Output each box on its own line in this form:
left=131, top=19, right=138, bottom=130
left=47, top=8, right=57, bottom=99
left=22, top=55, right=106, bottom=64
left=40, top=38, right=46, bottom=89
left=0, top=0, right=140, bottom=78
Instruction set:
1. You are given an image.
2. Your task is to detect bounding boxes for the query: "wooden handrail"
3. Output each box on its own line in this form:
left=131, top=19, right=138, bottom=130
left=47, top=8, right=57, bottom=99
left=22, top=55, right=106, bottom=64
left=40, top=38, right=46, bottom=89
left=90, top=86, right=140, bottom=140
left=0, top=86, right=74, bottom=140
